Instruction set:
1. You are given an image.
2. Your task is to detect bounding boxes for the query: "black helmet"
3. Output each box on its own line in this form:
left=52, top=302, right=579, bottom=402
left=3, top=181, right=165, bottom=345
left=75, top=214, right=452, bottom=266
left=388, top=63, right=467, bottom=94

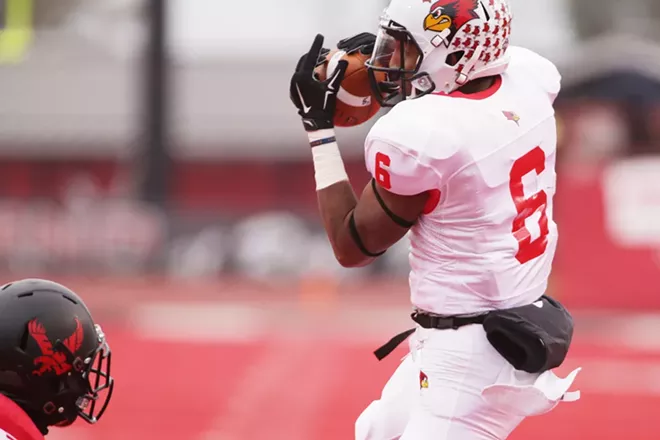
left=0, top=279, right=113, bottom=434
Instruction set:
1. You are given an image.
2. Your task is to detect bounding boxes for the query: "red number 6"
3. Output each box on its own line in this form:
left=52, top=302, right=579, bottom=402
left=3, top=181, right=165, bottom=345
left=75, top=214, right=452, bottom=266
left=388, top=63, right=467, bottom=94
left=509, top=147, right=549, bottom=264
left=375, top=152, right=392, bottom=190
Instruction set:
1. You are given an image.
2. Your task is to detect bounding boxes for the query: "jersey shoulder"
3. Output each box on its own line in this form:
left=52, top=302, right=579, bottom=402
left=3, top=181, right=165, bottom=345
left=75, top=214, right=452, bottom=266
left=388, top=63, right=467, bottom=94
left=364, top=99, right=465, bottom=195
left=506, top=46, right=561, bottom=102
left=0, top=395, right=44, bottom=440
left=366, top=98, right=463, bottom=160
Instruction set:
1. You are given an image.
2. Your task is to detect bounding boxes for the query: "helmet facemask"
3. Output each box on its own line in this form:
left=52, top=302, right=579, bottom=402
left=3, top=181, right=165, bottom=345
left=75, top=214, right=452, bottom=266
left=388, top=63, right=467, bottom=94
left=368, top=0, right=513, bottom=100
left=74, top=324, right=113, bottom=425
left=366, top=20, right=435, bottom=107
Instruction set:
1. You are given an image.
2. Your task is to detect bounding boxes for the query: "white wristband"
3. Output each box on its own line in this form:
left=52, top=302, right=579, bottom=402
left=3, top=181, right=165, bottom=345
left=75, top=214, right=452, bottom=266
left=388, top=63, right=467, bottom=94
left=309, top=129, right=349, bottom=191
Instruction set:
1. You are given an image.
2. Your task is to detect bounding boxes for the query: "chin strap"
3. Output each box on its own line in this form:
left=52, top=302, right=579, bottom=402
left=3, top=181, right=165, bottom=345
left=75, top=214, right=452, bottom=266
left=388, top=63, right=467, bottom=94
left=456, top=46, right=484, bottom=86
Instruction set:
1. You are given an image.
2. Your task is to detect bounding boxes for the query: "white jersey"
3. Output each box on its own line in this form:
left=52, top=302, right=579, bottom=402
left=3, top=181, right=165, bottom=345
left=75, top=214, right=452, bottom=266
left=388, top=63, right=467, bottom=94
left=365, top=46, right=561, bottom=315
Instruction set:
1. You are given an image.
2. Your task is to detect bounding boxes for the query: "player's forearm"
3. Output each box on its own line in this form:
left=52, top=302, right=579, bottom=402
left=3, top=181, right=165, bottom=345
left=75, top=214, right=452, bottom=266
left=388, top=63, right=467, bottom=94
left=311, top=130, right=373, bottom=268
left=316, top=182, right=372, bottom=267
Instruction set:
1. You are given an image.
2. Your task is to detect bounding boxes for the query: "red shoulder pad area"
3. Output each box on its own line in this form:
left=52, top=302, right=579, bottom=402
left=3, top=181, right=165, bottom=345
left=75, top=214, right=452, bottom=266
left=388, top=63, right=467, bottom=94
left=0, top=394, right=44, bottom=440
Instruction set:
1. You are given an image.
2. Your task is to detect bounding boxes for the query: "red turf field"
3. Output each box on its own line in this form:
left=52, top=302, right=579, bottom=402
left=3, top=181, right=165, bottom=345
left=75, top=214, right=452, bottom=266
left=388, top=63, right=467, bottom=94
left=50, top=326, right=659, bottom=440
left=28, top=278, right=657, bottom=439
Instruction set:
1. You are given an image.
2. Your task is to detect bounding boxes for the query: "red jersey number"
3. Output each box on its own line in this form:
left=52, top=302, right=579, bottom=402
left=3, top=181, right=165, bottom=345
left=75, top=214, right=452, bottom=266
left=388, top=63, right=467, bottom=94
left=509, top=147, right=549, bottom=264
left=374, top=152, right=392, bottom=190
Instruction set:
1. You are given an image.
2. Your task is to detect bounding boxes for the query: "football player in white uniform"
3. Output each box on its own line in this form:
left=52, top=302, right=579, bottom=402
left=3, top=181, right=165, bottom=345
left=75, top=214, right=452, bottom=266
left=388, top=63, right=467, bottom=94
left=290, top=0, right=580, bottom=439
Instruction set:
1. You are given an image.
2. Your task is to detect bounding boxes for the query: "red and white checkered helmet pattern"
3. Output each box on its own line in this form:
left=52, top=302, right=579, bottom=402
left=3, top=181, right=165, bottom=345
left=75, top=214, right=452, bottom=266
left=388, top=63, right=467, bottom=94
left=383, top=0, right=513, bottom=94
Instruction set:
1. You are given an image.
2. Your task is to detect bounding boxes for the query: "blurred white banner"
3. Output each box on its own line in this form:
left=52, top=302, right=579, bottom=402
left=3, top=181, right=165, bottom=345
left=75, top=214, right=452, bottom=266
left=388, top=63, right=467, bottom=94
left=168, top=0, right=574, bottom=61
left=603, top=157, right=660, bottom=247
left=169, top=0, right=386, bottom=60
left=0, top=0, right=579, bottom=158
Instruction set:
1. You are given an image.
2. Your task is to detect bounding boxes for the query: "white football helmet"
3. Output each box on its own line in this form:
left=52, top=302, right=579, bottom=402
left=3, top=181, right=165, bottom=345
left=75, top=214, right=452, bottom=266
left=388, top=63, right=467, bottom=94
left=366, top=0, right=513, bottom=106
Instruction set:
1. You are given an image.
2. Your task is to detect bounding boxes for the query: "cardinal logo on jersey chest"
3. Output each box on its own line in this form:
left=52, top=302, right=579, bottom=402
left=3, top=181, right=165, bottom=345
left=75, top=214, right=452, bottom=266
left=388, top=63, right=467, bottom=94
left=503, top=110, right=521, bottom=126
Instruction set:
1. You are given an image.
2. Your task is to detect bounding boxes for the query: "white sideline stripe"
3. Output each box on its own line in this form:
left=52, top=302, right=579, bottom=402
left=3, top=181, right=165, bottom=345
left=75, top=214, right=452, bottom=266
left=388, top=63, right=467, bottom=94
left=575, top=359, right=660, bottom=396
left=132, top=301, right=414, bottom=342
left=133, top=303, right=660, bottom=398
left=133, top=302, right=660, bottom=347
left=131, top=303, right=266, bottom=342
left=592, top=315, right=660, bottom=351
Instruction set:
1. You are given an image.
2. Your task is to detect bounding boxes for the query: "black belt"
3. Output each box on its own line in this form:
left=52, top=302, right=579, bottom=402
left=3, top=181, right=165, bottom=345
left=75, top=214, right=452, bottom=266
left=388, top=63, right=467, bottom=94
left=373, top=311, right=487, bottom=361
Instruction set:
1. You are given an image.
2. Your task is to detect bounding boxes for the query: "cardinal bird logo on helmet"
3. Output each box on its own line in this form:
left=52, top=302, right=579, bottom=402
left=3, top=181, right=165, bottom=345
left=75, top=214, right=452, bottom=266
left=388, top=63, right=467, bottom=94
left=423, top=0, right=479, bottom=46
left=28, top=317, right=84, bottom=376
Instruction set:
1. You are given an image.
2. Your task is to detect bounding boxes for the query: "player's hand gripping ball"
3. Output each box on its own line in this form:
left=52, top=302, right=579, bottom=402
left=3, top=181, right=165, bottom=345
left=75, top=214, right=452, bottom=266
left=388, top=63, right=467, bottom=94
left=315, top=43, right=385, bottom=128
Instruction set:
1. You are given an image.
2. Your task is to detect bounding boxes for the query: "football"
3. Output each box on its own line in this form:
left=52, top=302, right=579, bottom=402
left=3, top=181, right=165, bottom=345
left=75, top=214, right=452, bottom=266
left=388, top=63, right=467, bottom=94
left=315, top=49, right=384, bottom=127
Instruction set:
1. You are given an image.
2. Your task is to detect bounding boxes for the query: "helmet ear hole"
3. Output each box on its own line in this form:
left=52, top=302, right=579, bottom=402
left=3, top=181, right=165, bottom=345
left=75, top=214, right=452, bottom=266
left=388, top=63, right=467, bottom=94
left=19, top=325, right=30, bottom=352
left=446, top=51, right=465, bottom=67
left=62, top=295, right=78, bottom=305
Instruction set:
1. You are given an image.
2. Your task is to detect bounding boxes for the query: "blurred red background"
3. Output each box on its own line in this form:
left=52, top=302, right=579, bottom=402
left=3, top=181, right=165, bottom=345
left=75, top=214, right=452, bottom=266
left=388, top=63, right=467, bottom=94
left=2, top=0, right=660, bottom=438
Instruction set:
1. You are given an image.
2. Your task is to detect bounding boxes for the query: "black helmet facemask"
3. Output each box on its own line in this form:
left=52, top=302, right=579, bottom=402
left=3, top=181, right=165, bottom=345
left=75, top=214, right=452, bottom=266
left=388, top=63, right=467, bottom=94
left=366, top=20, right=435, bottom=107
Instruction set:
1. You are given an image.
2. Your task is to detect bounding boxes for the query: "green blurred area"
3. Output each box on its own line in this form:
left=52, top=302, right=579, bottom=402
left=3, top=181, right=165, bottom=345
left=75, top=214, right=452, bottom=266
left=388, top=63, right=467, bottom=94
left=0, top=0, right=33, bottom=64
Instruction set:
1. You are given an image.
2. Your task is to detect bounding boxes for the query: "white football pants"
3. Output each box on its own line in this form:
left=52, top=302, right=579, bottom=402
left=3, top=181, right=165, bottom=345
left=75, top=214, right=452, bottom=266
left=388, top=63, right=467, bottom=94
left=355, top=324, right=580, bottom=440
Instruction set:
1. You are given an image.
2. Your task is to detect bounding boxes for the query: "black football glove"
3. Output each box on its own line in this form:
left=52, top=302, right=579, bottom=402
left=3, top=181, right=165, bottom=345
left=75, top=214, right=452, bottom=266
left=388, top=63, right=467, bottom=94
left=337, top=32, right=377, bottom=56
left=316, top=47, right=331, bottom=68
left=290, top=34, right=348, bottom=132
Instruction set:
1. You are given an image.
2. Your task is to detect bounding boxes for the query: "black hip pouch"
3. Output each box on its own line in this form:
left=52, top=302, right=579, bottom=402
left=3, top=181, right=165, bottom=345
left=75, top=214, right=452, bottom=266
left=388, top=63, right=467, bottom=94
left=374, top=295, right=574, bottom=375
left=482, top=295, right=574, bottom=374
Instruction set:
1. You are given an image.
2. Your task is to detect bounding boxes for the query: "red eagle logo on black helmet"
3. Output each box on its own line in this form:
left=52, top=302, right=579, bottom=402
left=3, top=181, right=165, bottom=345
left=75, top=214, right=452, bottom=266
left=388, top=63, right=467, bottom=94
left=423, top=0, right=479, bottom=37
left=28, top=317, right=84, bottom=376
